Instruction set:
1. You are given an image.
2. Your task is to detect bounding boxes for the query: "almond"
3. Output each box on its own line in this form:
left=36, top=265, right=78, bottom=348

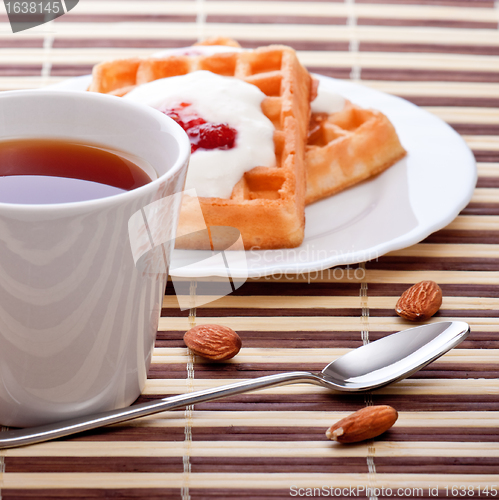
left=395, top=280, right=442, bottom=321
left=326, top=405, right=398, bottom=443
left=184, top=324, right=242, bottom=361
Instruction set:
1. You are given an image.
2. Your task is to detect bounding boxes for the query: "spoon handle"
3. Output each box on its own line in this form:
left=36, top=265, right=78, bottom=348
left=0, top=371, right=320, bottom=449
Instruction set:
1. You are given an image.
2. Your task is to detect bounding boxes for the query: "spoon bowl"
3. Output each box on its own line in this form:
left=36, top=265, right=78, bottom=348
left=0, top=320, right=469, bottom=449
left=319, top=321, right=469, bottom=391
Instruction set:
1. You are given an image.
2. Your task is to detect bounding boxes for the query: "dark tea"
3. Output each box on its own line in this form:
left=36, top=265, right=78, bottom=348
left=0, top=138, right=155, bottom=204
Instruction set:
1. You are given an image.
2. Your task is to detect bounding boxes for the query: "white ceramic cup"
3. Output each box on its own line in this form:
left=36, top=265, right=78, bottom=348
left=0, top=90, right=190, bottom=427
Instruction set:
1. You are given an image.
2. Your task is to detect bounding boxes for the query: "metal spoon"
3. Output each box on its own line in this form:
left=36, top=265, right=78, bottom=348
left=0, top=320, right=469, bottom=449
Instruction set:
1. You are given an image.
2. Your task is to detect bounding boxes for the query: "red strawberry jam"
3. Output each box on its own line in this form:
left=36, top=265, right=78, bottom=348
left=159, top=102, right=237, bottom=153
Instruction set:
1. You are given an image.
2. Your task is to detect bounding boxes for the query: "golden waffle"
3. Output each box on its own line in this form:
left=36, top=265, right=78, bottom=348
left=89, top=45, right=314, bottom=249
left=192, top=39, right=406, bottom=206
left=306, top=101, right=406, bottom=205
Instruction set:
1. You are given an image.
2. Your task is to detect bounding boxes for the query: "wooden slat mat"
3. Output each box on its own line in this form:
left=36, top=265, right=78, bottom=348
left=1, top=0, right=498, bottom=498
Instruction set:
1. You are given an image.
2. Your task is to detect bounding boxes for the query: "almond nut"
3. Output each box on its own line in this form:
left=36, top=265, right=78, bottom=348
left=395, top=280, right=442, bottom=321
left=184, top=324, right=242, bottom=361
left=326, top=405, right=398, bottom=443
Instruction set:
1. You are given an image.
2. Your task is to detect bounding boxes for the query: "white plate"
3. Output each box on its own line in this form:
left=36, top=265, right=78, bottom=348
left=48, top=72, right=476, bottom=279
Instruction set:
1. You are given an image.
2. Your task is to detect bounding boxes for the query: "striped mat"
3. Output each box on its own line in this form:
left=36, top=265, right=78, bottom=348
left=0, top=0, right=498, bottom=498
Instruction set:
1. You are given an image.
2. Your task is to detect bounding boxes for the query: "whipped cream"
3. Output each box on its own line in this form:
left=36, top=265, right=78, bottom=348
left=311, top=84, right=345, bottom=114
left=124, top=71, right=276, bottom=199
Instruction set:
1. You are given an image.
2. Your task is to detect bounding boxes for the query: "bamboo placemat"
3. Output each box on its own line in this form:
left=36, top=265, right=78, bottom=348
left=0, top=0, right=498, bottom=498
